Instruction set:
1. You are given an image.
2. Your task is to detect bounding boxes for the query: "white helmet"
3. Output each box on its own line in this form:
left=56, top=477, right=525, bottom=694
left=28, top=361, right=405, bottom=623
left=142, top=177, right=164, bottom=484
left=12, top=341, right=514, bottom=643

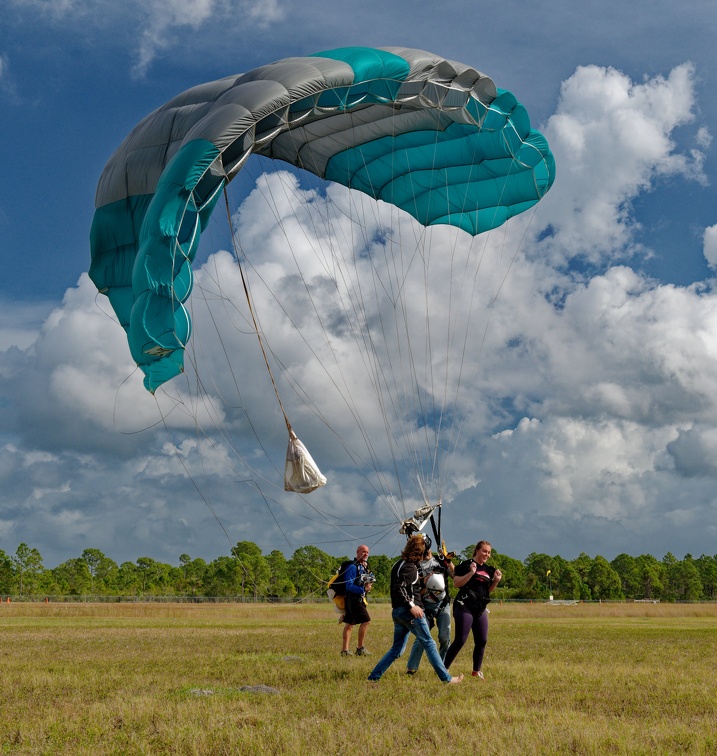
left=425, top=573, right=445, bottom=593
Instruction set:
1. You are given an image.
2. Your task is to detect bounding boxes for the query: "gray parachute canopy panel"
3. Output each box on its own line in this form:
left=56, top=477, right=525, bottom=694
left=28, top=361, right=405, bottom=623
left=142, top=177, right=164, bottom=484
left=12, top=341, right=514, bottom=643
left=89, top=46, right=555, bottom=393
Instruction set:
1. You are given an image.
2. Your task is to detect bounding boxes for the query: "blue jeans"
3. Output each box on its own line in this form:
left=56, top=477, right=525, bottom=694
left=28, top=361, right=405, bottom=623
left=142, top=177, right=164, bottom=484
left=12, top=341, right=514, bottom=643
left=368, top=606, right=452, bottom=683
left=406, top=601, right=450, bottom=670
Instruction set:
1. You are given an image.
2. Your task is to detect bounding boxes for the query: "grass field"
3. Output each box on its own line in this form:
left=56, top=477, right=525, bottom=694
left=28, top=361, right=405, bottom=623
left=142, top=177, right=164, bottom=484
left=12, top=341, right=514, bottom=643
left=1, top=601, right=716, bottom=754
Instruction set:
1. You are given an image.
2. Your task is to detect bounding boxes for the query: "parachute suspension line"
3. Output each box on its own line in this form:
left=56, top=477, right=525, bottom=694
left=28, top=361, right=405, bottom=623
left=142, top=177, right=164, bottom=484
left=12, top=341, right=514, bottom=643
left=322, top=180, right=412, bottom=522
left=222, top=187, right=294, bottom=439
left=221, top=186, right=394, bottom=524
left=232, top=169, right=403, bottom=511
left=339, top=106, right=442, bottom=515
left=242, top=147, right=426, bottom=522
left=433, top=134, right=484, bottom=499
left=424, top=125, right=449, bottom=500
left=154, top=405, right=273, bottom=602
left=403, top=106, right=484, bottom=508
left=156, top=328, right=388, bottom=550
left=178, top=251, right=286, bottom=487
left=436, top=135, right=542, bottom=489
left=148, top=351, right=293, bottom=549
left=399, top=114, right=450, bottom=507
left=339, top=155, right=410, bottom=511
left=315, top=106, right=447, bottom=518
left=446, top=204, right=542, bottom=475
left=219, top=170, right=413, bottom=534
left=390, top=206, right=437, bottom=507
left=307, top=162, right=417, bottom=524
left=341, top=127, right=431, bottom=517
left=155, top=338, right=377, bottom=551
left=489, top=203, right=540, bottom=309
left=442, top=230, right=490, bottom=466
left=172, top=348, right=284, bottom=492
left=152, top=393, right=235, bottom=549
left=321, top=108, right=448, bottom=518
left=428, top=105, right=522, bottom=501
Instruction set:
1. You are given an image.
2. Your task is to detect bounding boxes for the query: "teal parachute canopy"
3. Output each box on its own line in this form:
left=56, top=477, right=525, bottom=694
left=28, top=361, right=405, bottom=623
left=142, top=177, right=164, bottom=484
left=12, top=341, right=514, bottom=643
left=89, top=46, right=555, bottom=393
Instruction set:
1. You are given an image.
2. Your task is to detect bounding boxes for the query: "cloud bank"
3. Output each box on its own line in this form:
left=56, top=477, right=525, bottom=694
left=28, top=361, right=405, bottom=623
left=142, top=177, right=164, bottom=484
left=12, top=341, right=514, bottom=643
left=2, top=62, right=717, bottom=567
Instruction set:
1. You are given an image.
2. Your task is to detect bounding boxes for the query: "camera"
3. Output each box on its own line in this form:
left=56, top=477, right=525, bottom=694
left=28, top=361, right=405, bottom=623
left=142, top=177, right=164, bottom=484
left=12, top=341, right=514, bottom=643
left=359, top=571, right=376, bottom=586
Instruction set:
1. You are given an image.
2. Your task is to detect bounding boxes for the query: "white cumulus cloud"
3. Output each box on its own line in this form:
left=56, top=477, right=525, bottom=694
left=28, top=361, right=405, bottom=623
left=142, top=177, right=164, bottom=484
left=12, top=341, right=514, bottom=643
left=3, top=59, right=717, bottom=564
left=703, top=223, right=717, bottom=270
left=540, top=63, right=707, bottom=264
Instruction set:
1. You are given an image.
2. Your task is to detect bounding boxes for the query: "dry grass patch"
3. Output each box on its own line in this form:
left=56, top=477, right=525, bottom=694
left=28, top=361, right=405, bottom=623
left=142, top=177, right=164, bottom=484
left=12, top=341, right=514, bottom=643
left=1, top=602, right=716, bottom=754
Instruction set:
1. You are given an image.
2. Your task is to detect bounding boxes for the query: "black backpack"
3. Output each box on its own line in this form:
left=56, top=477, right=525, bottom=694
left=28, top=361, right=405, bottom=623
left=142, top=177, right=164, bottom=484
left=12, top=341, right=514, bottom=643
left=328, top=559, right=356, bottom=597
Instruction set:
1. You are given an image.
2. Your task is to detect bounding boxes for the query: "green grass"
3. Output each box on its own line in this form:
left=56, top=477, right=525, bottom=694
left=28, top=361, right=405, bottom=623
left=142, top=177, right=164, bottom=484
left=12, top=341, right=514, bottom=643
left=1, top=602, right=716, bottom=754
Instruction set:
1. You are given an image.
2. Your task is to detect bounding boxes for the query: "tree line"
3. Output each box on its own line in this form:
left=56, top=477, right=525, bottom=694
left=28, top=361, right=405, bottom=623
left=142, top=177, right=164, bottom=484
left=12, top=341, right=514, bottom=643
left=1, top=541, right=716, bottom=601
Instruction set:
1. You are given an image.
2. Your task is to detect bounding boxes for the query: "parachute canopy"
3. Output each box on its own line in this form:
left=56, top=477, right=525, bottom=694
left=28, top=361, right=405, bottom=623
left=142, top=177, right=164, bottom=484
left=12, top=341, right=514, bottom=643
left=89, top=46, right=555, bottom=393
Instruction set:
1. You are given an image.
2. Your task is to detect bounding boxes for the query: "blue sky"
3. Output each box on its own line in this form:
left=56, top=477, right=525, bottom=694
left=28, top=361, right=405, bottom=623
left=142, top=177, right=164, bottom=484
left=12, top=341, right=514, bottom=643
left=2, top=1, right=717, bottom=569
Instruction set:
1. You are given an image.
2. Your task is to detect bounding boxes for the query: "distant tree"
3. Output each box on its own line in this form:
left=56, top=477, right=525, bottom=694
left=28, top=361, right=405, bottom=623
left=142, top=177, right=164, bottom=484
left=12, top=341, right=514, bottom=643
left=587, top=555, right=623, bottom=600
left=231, top=542, right=270, bottom=599
left=134, top=557, right=173, bottom=595
left=366, top=553, right=392, bottom=597
left=571, top=553, right=593, bottom=583
left=266, top=550, right=296, bottom=598
left=115, top=562, right=143, bottom=595
left=635, top=554, right=665, bottom=600
left=287, top=545, right=338, bottom=596
left=611, top=554, right=641, bottom=599
left=552, top=556, right=584, bottom=600
left=662, top=552, right=678, bottom=568
left=695, top=555, right=717, bottom=599
left=0, top=549, right=13, bottom=593
left=664, top=555, right=703, bottom=601
left=81, top=549, right=117, bottom=593
left=52, top=558, right=92, bottom=595
left=515, top=571, right=541, bottom=599
left=459, top=544, right=475, bottom=561
left=489, top=552, right=526, bottom=595
left=522, top=553, right=556, bottom=599
left=204, top=556, right=245, bottom=597
left=232, top=541, right=262, bottom=559
left=177, top=554, right=207, bottom=596
left=12, top=543, right=44, bottom=595
left=569, top=553, right=594, bottom=600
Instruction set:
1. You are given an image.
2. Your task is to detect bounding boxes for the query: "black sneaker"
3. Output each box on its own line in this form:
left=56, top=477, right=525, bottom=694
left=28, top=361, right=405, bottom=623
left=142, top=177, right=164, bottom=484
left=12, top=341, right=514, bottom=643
left=340, top=649, right=353, bottom=656
left=355, top=647, right=371, bottom=656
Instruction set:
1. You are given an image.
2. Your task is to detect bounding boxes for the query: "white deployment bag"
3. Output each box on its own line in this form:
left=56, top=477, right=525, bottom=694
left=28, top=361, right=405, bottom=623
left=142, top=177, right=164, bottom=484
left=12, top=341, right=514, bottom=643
left=284, top=430, right=327, bottom=493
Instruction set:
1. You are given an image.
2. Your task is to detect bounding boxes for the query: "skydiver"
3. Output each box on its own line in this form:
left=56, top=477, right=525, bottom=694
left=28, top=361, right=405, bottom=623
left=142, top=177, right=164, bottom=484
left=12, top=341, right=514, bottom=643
left=405, top=537, right=455, bottom=674
left=443, top=540, right=502, bottom=678
left=367, top=535, right=463, bottom=684
left=341, top=544, right=373, bottom=656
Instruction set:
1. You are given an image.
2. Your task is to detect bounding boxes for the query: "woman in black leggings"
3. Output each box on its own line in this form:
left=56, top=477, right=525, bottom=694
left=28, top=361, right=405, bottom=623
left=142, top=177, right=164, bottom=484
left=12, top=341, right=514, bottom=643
left=443, top=540, right=502, bottom=678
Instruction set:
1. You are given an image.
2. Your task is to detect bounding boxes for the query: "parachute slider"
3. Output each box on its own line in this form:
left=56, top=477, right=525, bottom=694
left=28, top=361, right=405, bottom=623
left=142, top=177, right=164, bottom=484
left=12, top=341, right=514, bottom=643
left=284, top=429, right=327, bottom=494
left=399, top=503, right=437, bottom=537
